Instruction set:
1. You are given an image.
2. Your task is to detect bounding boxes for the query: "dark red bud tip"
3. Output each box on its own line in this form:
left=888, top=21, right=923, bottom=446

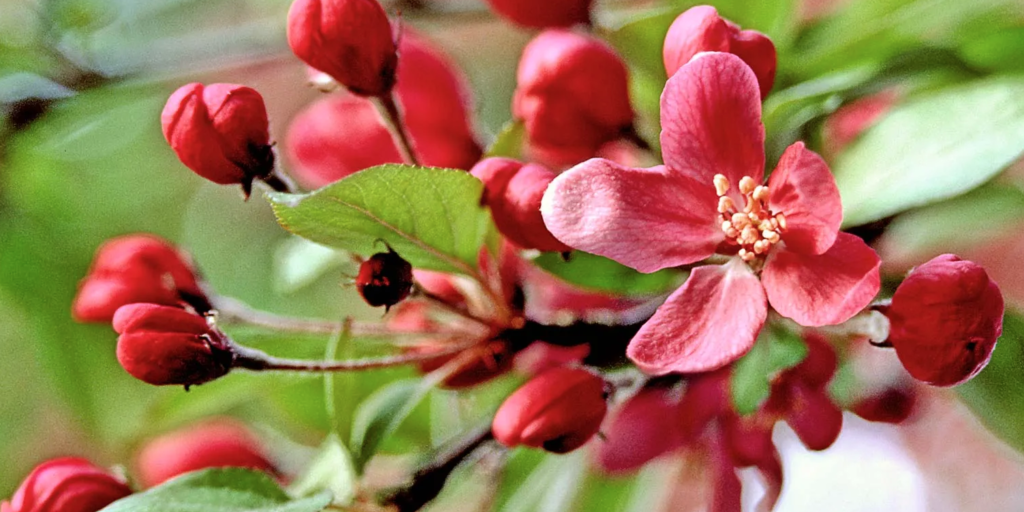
left=357, top=249, right=414, bottom=310
left=287, top=0, right=398, bottom=97
left=514, top=31, right=634, bottom=167
left=492, top=367, right=607, bottom=453
left=72, top=234, right=207, bottom=323
left=852, top=385, right=918, bottom=424
left=663, top=6, right=776, bottom=98
left=114, top=303, right=234, bottom=387
left=161, top=83, right=274, bottom=190
left=887, top=254, right=1004, bottom=387
left=484, top=0, right=592, bottom=28
left=471, top=158, right=571, bottom=252
left=136, top=419, right=276, bottom=488
left=4, top=457, right=132, bottom=512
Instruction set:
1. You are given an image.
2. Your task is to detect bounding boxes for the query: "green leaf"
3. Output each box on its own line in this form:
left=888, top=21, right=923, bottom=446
left=101, top=468, right=332, bottom=512
left=273, top=237, right=349, bottom=294
left=268, top=165, right=494, bottom=275
left=289, top=435, right=357, bottom=505
left=959, top=27, right=1024, bottom=72
left=349, top=379, right=433, bottom=473
left=531, top=251, right=682, bottom=295
left=958, top=312, right=1024, bottom=453
left=485, top=121, right=526, bottom=159
left=834, top=77, right=1024, bottom=227
left=730, top=327, right=808, bottom=415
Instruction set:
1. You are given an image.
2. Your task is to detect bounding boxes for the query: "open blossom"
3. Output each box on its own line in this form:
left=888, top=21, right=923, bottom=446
left=2, top=458, right=131, bottom=512
left=663, top=6, right=776, bottom=98
left=136, top=419, right=276, bottom=487
left=542, top=52, right=881, bottom=375
left=886, top=254, right=1004, bottom=386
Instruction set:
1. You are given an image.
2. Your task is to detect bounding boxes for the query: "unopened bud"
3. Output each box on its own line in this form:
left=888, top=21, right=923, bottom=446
left=514, top=31, right=634, bottom=167
left=492, top=367, right=607, bottom=453
left=886, top=254, right=1004, bottom=387
left=2, top=458, right=131, bottom=512
left=72, top=235, right=208, bottom=323
left=161, top=83, right=274, bottom=196
left=136, top=419, right=276, bottom=487
left=594, top=386, right=684, bottom=474
left=114, top=303, right=234, bottom=387
left=852, top=385, right=917, bottom=424
left=287, top=0, right=397, bottom=97
left=484, top=0, right=592, bottom=28
left=357, top=248, right=414, bottom=311
left=417, top=340, right=514, bottom=389
left=663, top=6, right=776, bottom=98
left=471, top=158, right=571, bottom=252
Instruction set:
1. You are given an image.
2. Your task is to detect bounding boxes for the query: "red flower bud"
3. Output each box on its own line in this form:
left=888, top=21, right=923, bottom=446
left=492, top=367, right=607, bottom=453
left=287, top=0, right=398, bottom=97
left=513, top=341, right=589, bottom=376
left=852, top=385, right=917, bottom=424
left=114, top=303, right=234, bottom=387
left=72, top=235, right=208, bottom=323
left=594, top=386, right=684, bottom=474
left=416, top=340, right=514, bottom=389
left=356, top=248, right=414, bottom=311
left=788, top=332, right=838, bottom=389
left=784, top=382, right=843, bottom=451
left=285, top=32, right=481, bottom=187
left=513, top=30, right=634, bottom=167
left=484, top=0, right=592, bottom=28
left=887, top=254, right=1004, bottom=386
left=161, top=83, right=274, bottom=194
left=2, top=458, right=131, bottom=512
left=135, top=419, right=276, bottom=487
left=663, top=6, right=776, bottom=98
left=471, top=158, right=570, bottom=252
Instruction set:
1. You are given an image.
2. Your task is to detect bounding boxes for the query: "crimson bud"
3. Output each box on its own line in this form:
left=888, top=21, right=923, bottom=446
left=663, top=6, right=776, bottom=98
left=471, top=158, right=571, bottom=252
left=1, top=458, right=131, bottom=512
left=513, top=30, right=634, bottom=167
left=136, top=419, right=276, bottom=487
left=887, top=254, right=1004, bottom=386
left=594, top=386, right=684, bottom=474
left=287, top=0, right=397, bottom=97
left=114, top=303, right=234, bottom=387
left=357, top=248, right=414, bottom=311
left=852, top=385, right=917, bottom=424
left=492, top=367, right=607, bottom=453
left=484, top=0, right=592, bottom=28
left=161, top=83, right=274, bottom=196
left=72, top=235, right=208, bottom=323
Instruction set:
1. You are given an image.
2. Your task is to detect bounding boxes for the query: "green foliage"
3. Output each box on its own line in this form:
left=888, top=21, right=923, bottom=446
left=485, top=121, right=526, bottom=160
left=730, top=326, right=809, bottom=415
left=958, top=313, right=1024, bottom=453
left=101, top=468, right=332, bottom=512
left=268, top=165, right=494, bottom=275
left=834, top=76, right=1024, bottom=227
left=349, top=379, right=433, bottom=473
left=288, top=435, right=357, bottom=505
left=531, top=251, right=682, bottom=296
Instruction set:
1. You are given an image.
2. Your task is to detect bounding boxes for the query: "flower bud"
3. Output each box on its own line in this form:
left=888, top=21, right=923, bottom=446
left=161, top=83, right=274, bottom=195
left=356, top=248, right=414, bottom=311
left=471, top=158, right=570, bottom=252
left=852, top=385, right=917, bottom=424
left=513, top=341, right=589, bottom=376
left=136, top=419, right=276, bottom=487
left=2, top=458, right=131, bottom=512
left=114, top=303, right=234, bottom=387
left=484, top=0, right=592, bottom=28
left=72, top=235, right=208, bottom=323
left=285, top=32, right=481, bottom=187
left=513, top=30, right=634, bottom=167
left=663, top=6, right=776, bottom=98
left=287, top=0, right=398, bottom=97
left=594, top=386, right=683, bottom=474
left=492, top=367, right=607, bottom=453
left=887, top=255, right=1004, bottom=386
left=784, top=382, right=843, bottom=451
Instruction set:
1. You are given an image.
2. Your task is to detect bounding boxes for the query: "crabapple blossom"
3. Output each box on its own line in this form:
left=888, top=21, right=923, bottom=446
left=542, top=52, right=881, bottom=375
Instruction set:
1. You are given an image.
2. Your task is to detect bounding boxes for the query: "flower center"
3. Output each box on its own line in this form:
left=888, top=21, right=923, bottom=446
left=714, top=174, right=786, bottom=262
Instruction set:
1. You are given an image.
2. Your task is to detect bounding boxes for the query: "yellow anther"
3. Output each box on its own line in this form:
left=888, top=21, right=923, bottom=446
left=718, top=196, right=735, bottom=214
left=758, top=219, right=775, bottom=231
left=739, top=176, right=757, bottom=195
left=769, top=218, right=780, bottom=230
left=753, top=186, right=770, bottom=202
left=739, top=248, right=755, bottom=262
left=713, top=174, right=730, bottom=196
left=726, top=227, right=739, bottom=238
left=775, top=213, right=787, bottom=230
left=731, top=213, right=750, bottom=228
left=753, top=240, right=769, bottom=254
left=744, top=199, right=762, bottom=215
left=740, top=226, right=758, bottom=244
left=722, top=220, right=733, bottom=232
left=764, top=230, right=780, bottom=244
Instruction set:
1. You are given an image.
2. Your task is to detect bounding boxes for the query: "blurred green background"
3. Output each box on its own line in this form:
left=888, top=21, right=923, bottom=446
left=4, top=0, right=1024, bottom=508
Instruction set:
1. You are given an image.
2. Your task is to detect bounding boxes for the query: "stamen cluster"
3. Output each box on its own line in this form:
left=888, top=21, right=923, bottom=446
left=714, top=174, right=786, bottom=262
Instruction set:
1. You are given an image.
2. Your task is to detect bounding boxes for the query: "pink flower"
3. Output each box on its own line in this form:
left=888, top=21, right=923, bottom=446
left=541, top=52, right=881, bottom=375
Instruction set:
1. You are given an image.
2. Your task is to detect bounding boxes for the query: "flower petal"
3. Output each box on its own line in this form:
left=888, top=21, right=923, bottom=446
left=768, top=142, right=842, bottom=255
left=541, top=158, right=721, bottom=273
left=627, top=261, right=767, bottom=374
left=660, top=52, right=765, bottom=185
left=762, top=233, right=881, bottom=326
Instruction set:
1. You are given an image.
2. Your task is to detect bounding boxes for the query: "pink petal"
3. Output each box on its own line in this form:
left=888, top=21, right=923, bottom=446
left=627, top=261, right=767, bottom=374
left=762, top=233, right=881, bottom=326
left=660, top=52, right=765, bottom=186
left=768, top=142, right=842, bottom=255
left=540, top=158, right=721, bottom=273
left=662, top=6, right=732, bottom=78
left=729, top=29, right=777, bottom=99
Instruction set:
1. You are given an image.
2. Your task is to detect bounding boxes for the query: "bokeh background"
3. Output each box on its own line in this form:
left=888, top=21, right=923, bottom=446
left=3, top=0, right=1024, bottom=510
